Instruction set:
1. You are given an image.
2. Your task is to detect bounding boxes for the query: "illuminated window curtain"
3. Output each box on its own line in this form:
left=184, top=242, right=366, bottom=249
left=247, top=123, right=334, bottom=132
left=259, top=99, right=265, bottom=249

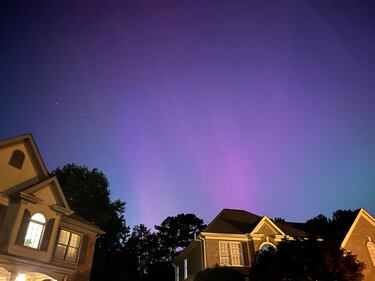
left=24, top=213, right=46, bottom=249
left=55, top=230, right=82, bottom=263
left=219, top=241, right=231, bottom=265
left=219, top=241, right=244, bottom=266
left=230, top=242, right=243, bottom=266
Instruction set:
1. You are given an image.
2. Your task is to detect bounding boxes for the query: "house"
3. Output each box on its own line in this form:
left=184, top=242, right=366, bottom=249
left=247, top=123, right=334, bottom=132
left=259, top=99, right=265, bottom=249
left=173, top=208, right=310, bottom=281
left=340, top=208, right=375, bottom=281
left=174, top=208, right=375, bottom=281
left=0, top=134, right=104, bottom=281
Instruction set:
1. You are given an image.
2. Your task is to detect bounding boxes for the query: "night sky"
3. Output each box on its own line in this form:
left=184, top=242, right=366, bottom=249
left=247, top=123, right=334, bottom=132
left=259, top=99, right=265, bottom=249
left=1, top=0, right=375, bottom=227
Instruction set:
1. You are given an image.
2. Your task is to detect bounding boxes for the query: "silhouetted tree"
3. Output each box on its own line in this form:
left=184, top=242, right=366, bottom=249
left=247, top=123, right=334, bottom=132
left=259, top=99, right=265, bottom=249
left=155, top=213, right=207, bottom=262
left=251, top=239, right=365, bottom=281
left=52, top=164, right=129, bottom=281
left=304, top=210, right=358, bottom=243
left=274, top=217, right=286, bottom=223
left=124, top=224, right=160, bottom=280
left=194, top=266, right=244, bottom=281
left=305, top=214, right=330, bottom=237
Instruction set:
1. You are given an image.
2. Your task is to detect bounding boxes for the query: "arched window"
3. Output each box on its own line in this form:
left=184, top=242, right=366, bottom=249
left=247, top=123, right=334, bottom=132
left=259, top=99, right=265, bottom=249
left=8, top=150, right=25, bottom=170
left=259, top=242, right=276, bottom=252
left=367, top=241, right=375, bottom=266
left=24, top=213, right=46, bottom=249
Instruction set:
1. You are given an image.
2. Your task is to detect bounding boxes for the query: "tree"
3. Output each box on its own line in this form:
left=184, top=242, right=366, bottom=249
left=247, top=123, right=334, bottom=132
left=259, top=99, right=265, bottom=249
left=194, top=266, right=244, bottom=281
left=124, top=224, right=160, bottom=280
left=274, top=217, right=286, bottom=223
left=155, top=213, right=207, bottom=263
left=304, top=210, right=358, bottom=243
left=305, top=214, right=330, bottom=237
left=52, top=164, right=129, bottom=281
left=251, top=239, right=365, bottom=281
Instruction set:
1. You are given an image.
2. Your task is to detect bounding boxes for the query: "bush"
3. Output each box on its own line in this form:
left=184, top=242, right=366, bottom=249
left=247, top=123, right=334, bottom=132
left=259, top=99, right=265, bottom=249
left=194, top=266, right=245, bottom=281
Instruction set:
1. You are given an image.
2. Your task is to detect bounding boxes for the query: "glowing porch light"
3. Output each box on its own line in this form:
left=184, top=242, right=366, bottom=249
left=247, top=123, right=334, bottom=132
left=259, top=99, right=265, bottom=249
left=15, top=274, right=26, bottom=281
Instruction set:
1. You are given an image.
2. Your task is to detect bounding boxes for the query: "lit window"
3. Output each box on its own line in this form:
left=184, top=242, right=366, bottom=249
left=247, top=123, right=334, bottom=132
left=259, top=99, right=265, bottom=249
left=183, top=259, right=188, bottom=279
left=259, top=242, right=276, bottom=252
left=55, top=229, right=82, bottom=263
left=367, top=241, right=375, bottom=266
left=24, top=213, right=46, bottom=249
left=175, top=265, right=179, bottom=281
left=219, top=241, right=244, bottom=266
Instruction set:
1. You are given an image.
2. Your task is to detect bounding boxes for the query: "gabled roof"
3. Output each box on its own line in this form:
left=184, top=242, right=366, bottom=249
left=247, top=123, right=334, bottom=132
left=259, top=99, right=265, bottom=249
left=341, top=208, right=375, bottom=248
left=203, top=208, right=308, bottom=237
left=0, top=133, right=49, bottom=178
left=203, top=209, right=262, bottom=234
left=5, top=176, right=72, bottom=214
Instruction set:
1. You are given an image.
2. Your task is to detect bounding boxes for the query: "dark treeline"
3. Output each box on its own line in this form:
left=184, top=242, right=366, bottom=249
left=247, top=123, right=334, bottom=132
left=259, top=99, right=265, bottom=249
left=53, top=164, right=206, bottom=281
left=53, top=164, right=363, bottom=281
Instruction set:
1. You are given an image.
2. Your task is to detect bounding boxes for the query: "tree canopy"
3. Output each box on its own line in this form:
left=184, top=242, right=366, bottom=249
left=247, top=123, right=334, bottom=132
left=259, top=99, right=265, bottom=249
left=155, top=213, right=207, bottom=263
left=52, top=164, right=129, bottom=280
left=251, top=239, right=365, bottom=281
left=304, top=209, right=358, bottom=243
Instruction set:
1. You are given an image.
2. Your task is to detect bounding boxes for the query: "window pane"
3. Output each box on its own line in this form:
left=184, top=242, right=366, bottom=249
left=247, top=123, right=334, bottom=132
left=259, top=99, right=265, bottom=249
left=24, top=221, right=44, bottom=249
left=70, top=233, right=82, bottom=248
left=31, top=213, right=46, bottom=223
left=58, top=230, right=70, bottom=245
left=219, top=242, right=231, bottom=266
left=230, top=242, right=242, bottom=266
left=66, top=247, right=79, bottom=263
left=55, top=244, right=67, bottom=260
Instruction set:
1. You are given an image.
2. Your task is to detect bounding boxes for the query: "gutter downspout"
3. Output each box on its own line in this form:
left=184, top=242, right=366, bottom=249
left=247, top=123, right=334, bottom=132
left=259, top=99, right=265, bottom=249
left=198, top=234, right=207, bottom=270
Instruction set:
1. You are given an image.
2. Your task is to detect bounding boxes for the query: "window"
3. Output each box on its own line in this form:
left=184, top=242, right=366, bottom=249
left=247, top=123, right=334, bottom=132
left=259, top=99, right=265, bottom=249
left=183, top=258, right=188, bottom=279
left=219, top=241, right=244, bottom=266
left=259, top=242, right=276, bottom=252
left=367, top=241, right=375, bottom=266
left=9, top=150, right=25, bottom=169
left=55, top=229, right=82, bottom=263
left=175, top=265, right=179, bottom=281
left=24, top=213, right=46, bottom=249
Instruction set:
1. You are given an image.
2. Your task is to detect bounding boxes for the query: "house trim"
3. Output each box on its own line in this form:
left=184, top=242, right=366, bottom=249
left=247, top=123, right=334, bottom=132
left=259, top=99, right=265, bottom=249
left=341, top=208, right=375, bottom=248
left=250, top=216, right=286, bottom=236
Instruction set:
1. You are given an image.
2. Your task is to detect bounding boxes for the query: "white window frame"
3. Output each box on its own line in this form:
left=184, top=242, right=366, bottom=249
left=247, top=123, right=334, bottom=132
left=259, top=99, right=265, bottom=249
left=183, top=258, right=188, bottom=279
left=24, top=213, right=46, bottom=249
left=259, top=242, right=276, bottom=252
left=175, top=265, right=180, bottom=281
left=219, top=241, right=244, bottom=266
left=54, top=229, right=83, bottom=263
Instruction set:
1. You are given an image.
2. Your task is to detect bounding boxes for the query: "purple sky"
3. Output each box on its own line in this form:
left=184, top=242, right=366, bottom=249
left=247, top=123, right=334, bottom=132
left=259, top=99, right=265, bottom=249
left=1, top=0, right=375, bottom=227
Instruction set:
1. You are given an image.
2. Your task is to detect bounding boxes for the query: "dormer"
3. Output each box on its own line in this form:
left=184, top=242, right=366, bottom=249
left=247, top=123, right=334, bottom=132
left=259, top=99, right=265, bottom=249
left=0, top=134, right=49, bottom=193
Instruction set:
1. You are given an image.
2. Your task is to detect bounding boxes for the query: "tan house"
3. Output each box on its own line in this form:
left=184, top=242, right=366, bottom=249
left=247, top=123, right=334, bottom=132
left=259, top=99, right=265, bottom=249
left=173, top=209, right=310, bottom=281
left=174, top=208, right=375, bottom=281
left=0, top=134, right=104, bottom=281
left=340, top=208, right=375, bottom=281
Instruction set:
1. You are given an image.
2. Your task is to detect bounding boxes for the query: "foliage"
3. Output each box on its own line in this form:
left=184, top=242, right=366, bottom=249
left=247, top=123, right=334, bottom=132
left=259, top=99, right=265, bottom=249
left=251, top=239, right=365, bottom=281
left=194, top=266, right=244, bottom=281
left=124, top=224, right=160, bottom=279
left=52, top=164, right=129, bottom=281
left=274, top=217, right=286, bottom=223
left=304, top=209, right=358, bottom=242
left=155, top=213, right=207, bottom=263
